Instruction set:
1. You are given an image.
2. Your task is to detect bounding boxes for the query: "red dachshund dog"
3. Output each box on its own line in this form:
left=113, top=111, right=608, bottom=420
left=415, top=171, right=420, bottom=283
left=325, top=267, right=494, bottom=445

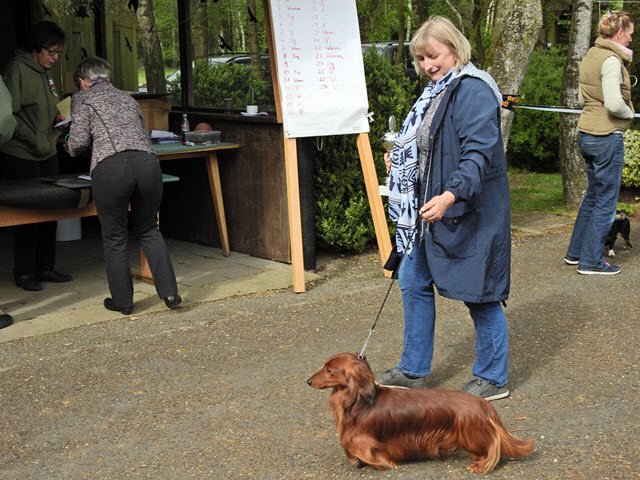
left=307, top=352, right=534, bottom=474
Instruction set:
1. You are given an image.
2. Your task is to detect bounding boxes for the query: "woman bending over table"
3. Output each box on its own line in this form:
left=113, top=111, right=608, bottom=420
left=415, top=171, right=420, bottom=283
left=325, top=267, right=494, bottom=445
left=65, top=56, right=181, bottom=315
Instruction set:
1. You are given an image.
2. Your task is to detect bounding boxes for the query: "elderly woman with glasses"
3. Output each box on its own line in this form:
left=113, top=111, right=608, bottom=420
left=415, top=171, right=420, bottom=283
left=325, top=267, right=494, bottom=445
left=0, top=21, right=72, bottom=292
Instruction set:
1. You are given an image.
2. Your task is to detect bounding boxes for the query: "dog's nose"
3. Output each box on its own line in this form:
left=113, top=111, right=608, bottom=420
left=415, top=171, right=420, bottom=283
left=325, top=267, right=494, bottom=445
left=306, top=378, right=312, bottom=386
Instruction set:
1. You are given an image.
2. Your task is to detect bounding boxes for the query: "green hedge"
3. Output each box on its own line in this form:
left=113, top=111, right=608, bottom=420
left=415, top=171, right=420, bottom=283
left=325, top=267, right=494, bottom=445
left=623, top=129, right=640, bottom=188
left=167, top=61, right=273, bottom=111
left=506, top=47, right=566, bottom=172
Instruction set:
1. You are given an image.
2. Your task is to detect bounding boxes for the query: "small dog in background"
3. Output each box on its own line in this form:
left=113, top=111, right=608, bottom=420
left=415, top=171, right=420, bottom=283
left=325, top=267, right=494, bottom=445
left=606, top=211, right=632, bottom=257
left=307, top=352, right=534, bottom=474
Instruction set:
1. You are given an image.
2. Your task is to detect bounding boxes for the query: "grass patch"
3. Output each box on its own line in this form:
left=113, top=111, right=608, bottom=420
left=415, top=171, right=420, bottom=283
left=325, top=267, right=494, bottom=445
left=138, top=68, right=178, bottom=84
left=508, top=169, right=567, bottom=214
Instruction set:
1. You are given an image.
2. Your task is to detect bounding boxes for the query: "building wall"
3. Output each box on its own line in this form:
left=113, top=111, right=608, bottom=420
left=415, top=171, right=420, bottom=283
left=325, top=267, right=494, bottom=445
left=159, top=113, right=315, bottom=266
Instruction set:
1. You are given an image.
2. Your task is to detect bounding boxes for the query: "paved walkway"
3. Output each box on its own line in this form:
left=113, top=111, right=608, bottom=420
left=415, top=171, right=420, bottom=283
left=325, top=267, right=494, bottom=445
left=0, top=218, right=318, bottom=342
left=1, top=211, right=574, bottom=343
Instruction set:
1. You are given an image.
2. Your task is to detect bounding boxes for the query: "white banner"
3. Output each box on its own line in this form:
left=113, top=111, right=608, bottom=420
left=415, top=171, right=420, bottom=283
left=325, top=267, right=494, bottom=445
left=269, top=0, right=370, bottom=138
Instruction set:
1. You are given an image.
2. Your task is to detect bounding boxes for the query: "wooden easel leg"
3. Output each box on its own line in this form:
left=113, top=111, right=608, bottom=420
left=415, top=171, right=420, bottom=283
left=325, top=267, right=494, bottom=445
left=283, top=136, right=306, bottom=293
left=356, top=133, right=392, bottom=277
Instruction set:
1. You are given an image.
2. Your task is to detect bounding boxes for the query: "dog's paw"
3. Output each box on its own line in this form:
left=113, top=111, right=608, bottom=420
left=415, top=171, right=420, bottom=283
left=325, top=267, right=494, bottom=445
left=607, top=249, right=616, bottom=257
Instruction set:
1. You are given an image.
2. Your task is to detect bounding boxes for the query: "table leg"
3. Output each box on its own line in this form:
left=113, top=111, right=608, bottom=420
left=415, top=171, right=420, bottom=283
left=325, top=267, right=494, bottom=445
left=205, top=151, right=230, bottom=257
left=137, top=250, right=154, bottom=284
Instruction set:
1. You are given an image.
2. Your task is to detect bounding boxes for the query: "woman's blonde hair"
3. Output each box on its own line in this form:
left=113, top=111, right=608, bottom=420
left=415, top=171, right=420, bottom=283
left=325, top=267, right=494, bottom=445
left=598, top=10, right=633, bottom=38
left=410, top=16, right=471, bottom=75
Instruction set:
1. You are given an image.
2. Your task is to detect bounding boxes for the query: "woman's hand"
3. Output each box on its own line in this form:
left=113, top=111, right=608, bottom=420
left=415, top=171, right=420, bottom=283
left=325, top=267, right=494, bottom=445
left=419, top=191, right=456, bottom=222
left=384, top=152, right=391, bottom=174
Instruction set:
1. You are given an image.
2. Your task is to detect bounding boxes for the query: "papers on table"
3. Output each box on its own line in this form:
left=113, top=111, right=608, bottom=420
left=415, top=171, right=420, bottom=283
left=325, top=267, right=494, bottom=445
left=151, top=130, right=181, bottom=143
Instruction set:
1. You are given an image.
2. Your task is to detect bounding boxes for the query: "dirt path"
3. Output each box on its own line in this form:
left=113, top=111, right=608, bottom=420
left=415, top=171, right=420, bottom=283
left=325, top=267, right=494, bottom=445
left=0, top=225, right=638, bottom=479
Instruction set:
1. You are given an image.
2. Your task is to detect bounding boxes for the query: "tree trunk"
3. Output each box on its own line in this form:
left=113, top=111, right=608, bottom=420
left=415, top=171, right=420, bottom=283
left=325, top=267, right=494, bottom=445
left=192, top=0, right=209, bottom=61
left=487, top=0, right=543, bottom=149
left=246, top=0, right=263, bottom=80
left=137, top=0, right=166, bottom=94
left=471, top=1, right=486, bottom=68
left=395, top=0, right=407, bottom=66
left=413, top=0, right=427, bottom=24
left=559, top=0, right=592, bottom=209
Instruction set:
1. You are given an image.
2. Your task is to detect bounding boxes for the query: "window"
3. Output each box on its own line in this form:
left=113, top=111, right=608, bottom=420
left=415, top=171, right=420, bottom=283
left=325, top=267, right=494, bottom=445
left=168, top=0, right=275, bottom=111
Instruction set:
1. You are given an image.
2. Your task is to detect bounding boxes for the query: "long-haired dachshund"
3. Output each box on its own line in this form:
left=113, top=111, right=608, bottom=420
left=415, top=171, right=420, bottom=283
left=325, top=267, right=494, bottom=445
left=307, top=352, right=534, bottom=474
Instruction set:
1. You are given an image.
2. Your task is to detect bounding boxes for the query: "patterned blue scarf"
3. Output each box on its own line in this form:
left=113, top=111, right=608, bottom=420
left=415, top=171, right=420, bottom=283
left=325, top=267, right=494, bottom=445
left=387, top=62, right=501, bottom=255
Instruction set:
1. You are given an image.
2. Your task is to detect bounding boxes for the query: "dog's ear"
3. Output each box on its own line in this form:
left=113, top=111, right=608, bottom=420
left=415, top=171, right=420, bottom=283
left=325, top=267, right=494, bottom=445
left=344, top=357, right=376, bottom=407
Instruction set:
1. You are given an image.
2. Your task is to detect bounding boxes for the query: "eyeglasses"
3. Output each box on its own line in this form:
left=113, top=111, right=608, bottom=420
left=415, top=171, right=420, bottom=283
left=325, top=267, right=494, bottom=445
left=44, top=48, right=64, bottom=57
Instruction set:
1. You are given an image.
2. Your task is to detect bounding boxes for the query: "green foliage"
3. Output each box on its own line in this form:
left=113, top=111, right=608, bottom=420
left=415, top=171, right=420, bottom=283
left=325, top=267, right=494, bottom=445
left=617, top=202, right=636, bottom=215
left=167, top=61, right=274, bottom=111
left=622, top=129, right=640, bottom=188
left=357, top=0, right=400, bottom=41
left=315, top=147, right=376, bottom=253
left=507, top=47, right=566, bottom=172
left=314, top=50, right=417, bottom=253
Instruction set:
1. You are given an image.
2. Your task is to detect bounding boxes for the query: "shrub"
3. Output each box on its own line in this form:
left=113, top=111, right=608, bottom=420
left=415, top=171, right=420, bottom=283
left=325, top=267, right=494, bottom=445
left=507, top=47, right=566, bottom=172
left=167, top=61, right=274, bottom=110
left=622, top=128, right=640, bottom=188
left=314, top=49, right=417, bottom=252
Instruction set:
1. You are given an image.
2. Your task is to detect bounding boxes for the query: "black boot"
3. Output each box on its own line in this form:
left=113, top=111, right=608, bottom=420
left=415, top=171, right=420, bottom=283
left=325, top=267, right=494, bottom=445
left=103, top=298, right=133, bottom=315
left=38, top=270, right=73, bottom=283
left=0, top=313, right=13, bottom=329
left=164, top=295, right=182, bottom=309
left=14, top=274, right=43, bottom=292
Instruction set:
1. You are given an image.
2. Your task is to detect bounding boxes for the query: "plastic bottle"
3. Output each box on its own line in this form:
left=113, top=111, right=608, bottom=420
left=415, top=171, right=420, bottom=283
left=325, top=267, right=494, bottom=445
left=181, top=113, right=190, bottom=144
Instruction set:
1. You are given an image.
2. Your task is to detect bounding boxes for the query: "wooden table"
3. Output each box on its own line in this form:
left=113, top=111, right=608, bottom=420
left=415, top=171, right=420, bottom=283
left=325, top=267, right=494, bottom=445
left=138, top=143, right=239, bottom=280
left=153, top=142, right=239, bottom=258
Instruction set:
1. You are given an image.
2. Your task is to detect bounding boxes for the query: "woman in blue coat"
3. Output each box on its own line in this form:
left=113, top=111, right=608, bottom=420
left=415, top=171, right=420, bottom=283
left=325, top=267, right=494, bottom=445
left=378, top=16, right=511, bottom=401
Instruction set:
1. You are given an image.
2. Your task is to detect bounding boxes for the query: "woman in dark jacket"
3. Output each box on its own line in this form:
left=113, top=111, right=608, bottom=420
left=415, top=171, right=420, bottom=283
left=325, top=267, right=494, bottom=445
left=378, top=16, right=511, bottom=401
left=0, top=21, right=71, bottom=291
left=65, top=57, right=180, bottom=315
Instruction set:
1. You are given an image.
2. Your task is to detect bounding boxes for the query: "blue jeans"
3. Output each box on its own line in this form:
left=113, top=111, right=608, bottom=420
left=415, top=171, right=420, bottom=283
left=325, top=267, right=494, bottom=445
left=396, top=244, right=509, bottom=387
left=566, top=132, right=624, bottom=269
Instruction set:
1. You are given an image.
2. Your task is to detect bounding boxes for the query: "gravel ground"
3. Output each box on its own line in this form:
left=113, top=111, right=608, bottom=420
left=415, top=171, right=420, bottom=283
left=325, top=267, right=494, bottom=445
left=0, top=224, right=638, bottom=480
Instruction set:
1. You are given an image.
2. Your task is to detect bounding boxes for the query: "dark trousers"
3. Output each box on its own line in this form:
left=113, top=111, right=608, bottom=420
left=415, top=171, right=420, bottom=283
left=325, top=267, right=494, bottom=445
left=2, top=154, right=59, bottom=276
left=91, top=151, right=177, bottom=307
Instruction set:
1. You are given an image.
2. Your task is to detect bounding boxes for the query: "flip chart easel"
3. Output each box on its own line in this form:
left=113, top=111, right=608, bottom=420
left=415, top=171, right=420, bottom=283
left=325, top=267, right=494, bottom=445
left=264, top=0, right=392, bottom=292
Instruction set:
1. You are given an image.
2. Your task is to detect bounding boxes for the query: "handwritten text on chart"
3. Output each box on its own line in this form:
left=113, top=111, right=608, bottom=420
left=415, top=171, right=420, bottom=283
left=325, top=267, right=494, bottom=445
left=274, top=0, right=347, bottom=118
left=270, top=0, right=369, bottom=138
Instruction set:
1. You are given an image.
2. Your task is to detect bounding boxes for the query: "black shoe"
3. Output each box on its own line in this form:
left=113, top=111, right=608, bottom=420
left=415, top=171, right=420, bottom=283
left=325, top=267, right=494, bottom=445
left=103, top=298, right=133, bottom=315
left=14, top=275, right=43, bottom=291
left=0, top=313, right=13, bottom=329
left=164, top=295, right=182, bottom=309
left=38, top=270, right=73, bottom=283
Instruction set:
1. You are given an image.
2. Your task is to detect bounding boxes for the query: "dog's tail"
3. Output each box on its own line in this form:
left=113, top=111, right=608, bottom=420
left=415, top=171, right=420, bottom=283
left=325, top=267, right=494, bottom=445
left=467, top=418, right=534, bottom=473
left=493, top=418, right=535, bottom=459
